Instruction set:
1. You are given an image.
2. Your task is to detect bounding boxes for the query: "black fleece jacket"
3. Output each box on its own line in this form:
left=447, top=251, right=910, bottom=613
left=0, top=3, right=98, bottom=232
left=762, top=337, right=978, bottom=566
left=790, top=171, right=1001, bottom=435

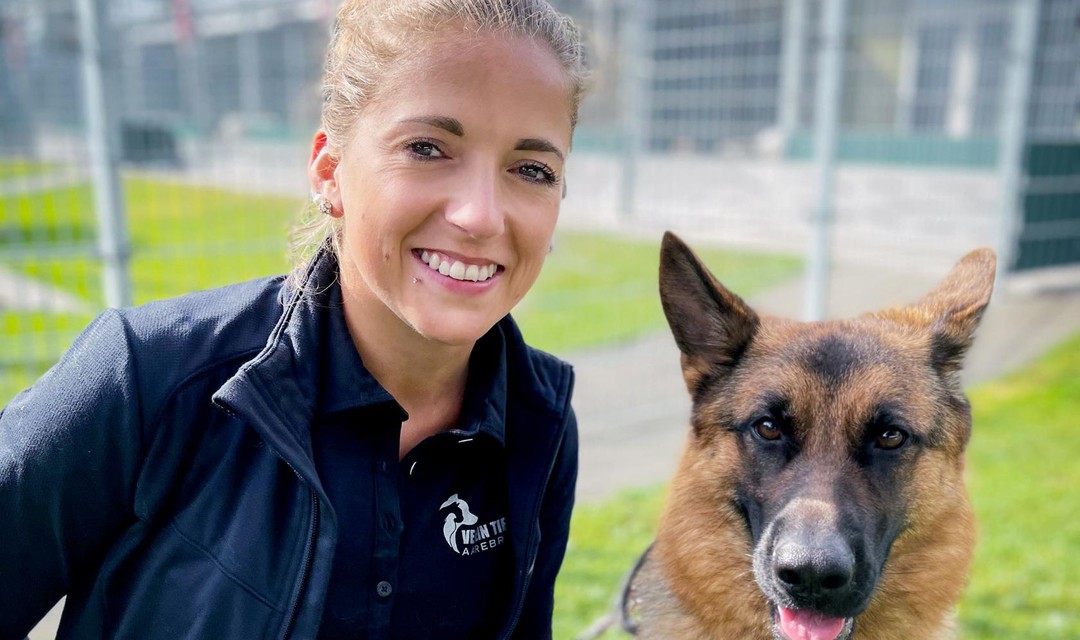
left=0, top=252, right=577, bottom=640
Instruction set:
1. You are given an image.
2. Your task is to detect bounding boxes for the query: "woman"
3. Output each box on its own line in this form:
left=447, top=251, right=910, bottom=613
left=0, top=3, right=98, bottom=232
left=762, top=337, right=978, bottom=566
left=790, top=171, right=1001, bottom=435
left=0, top=1, right=587, bottom=638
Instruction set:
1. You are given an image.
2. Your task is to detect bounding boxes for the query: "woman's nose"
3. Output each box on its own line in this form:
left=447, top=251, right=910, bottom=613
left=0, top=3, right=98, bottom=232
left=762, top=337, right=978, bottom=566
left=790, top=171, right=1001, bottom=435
left=444, top=167, right=505, bottom=239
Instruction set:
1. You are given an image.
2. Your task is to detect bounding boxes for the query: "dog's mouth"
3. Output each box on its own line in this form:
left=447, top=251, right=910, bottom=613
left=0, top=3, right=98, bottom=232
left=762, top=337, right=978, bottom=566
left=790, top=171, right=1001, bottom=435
left=771, top=605, right=854, bottom=640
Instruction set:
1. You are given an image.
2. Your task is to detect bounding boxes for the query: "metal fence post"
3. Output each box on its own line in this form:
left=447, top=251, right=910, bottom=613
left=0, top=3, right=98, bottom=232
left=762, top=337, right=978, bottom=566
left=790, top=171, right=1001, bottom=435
left=778, top=0, right=807, bottom=145
left=804, top=0, right=847, bottom=321
left=76, top=0, right=132, bottom=309
left=617, top=0, right=653, bottom=220
left=995, top=0, right=1040, bottom=285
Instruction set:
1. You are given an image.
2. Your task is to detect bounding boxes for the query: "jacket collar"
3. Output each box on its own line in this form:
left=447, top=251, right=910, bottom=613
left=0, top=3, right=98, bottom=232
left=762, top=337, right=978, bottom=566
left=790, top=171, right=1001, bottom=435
left=315, top=274, right=399, bottom=415
left=454, top=324, right=508, bottom=445
left=212, top=249, right=344, bottom=489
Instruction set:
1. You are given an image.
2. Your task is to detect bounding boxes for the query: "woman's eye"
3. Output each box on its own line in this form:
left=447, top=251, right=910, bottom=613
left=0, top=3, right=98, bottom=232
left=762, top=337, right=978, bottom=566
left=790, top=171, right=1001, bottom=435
left=407, top=141, right=443, bottom=158
left=875, top=428, right=908, bottom=450
left=753, top=417, right=782, bottom=442
left=517, top=163, right=558, bottom=185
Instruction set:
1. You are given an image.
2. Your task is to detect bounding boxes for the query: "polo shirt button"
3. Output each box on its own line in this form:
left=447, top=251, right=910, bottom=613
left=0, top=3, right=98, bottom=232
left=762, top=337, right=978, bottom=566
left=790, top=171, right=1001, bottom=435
left=376, top=580, right=393, bottom=598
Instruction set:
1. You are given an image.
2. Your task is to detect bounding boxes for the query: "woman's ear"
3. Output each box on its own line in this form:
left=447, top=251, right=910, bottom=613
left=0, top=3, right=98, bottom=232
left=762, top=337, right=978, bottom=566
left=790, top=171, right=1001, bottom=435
left=308, top=131, right=343, bottom=217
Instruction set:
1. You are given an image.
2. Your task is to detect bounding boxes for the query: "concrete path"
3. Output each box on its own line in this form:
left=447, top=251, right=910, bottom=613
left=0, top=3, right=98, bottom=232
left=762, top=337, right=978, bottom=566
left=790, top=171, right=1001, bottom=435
left=0, top=267, right=91, bottom=314
left=567, top=261, right=1080, bottom=503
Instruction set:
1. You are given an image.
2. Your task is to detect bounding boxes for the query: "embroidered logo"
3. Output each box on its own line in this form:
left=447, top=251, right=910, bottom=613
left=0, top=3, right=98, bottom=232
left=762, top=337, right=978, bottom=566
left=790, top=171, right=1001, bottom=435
left=439, top=493, right=508, bottom=556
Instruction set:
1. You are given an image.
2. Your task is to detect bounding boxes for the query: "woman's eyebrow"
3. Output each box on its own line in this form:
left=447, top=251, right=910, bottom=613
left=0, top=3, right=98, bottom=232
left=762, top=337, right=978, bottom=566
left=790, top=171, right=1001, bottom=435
left=403, top=115, right=464, bottom=136
left=516, top=138, right=564, bottom=162
left=400, top=116, right=564, bottom=161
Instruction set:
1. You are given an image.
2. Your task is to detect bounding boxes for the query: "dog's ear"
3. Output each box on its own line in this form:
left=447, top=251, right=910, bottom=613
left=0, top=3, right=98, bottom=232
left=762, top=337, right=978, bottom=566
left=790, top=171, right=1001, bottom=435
left=912, top=248, right=996, bottom=377
left=659, top=232, right=760, bottom=395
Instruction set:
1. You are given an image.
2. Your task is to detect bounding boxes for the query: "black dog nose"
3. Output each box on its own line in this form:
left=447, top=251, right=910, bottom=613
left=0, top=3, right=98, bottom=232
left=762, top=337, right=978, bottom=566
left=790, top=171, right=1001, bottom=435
left=773, top=538, right=855, bottom=597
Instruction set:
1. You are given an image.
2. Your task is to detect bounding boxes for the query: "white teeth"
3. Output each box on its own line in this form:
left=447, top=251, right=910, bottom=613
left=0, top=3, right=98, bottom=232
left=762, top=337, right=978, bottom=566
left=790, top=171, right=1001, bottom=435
left=420, top=251, right=498, bottom=282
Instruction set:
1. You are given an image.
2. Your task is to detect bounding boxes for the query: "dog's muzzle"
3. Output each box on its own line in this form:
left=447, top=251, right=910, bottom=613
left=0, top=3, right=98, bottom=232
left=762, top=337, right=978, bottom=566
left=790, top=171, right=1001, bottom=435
left=753, top=508, right=876, bottom=640
left=762, top=535, right=858, bottom=640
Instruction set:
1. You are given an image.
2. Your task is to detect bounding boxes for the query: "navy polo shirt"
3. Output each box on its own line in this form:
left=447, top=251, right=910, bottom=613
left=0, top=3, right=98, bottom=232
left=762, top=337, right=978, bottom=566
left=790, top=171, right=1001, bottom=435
left=312, top=294, right=512, bottom=639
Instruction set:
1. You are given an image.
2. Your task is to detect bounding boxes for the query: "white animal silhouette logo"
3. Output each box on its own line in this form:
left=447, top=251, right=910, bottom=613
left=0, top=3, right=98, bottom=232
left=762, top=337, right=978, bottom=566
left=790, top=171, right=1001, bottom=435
left=439, top=493, right=478, bottom=554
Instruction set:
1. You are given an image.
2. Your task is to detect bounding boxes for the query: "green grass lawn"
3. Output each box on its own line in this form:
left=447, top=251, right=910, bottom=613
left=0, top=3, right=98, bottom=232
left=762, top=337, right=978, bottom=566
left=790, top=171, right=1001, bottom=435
left=959, top=334, right=1080, bottom=638
left=0, top=177, right=301, bottom=402
left=0, top=177, right=300, bottom=302
left=552, top=333, right=1080, bottom=639
left=0, top=176, right=798, bottom=403
left=516, top=232, right=800, bottom=353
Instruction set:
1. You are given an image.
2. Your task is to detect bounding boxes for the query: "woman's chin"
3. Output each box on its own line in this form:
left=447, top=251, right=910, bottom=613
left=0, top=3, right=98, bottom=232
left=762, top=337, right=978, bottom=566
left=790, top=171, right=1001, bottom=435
left=405, top=311, right=503, bottom=348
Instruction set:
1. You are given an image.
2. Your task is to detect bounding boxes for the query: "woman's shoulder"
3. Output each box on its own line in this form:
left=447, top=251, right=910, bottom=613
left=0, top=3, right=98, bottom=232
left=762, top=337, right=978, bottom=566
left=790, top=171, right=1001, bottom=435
left=73, top=275, right=290, bottom=410
left=118, top=274, right=287, bottom=350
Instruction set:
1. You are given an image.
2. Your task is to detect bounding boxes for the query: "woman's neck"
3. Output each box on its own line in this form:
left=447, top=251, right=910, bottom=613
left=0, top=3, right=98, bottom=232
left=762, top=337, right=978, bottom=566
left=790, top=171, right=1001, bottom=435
left=340, top=284, right=474, bottom=458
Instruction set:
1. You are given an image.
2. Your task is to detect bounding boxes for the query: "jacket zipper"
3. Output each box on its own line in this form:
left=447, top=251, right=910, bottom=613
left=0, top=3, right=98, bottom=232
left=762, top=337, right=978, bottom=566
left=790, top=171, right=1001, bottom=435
left=281, top=482, right=320, bottom=640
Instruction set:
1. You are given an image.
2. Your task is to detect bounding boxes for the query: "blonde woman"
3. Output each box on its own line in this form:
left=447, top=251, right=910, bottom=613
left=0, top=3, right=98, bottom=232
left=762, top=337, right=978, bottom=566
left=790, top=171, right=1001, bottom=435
left=0, top=1, right=586, bottom=638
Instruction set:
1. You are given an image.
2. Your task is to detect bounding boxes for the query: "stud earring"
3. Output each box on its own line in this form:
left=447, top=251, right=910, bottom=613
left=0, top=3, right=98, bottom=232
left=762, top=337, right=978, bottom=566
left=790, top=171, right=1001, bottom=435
left=312, top=193, right=333, bottom=215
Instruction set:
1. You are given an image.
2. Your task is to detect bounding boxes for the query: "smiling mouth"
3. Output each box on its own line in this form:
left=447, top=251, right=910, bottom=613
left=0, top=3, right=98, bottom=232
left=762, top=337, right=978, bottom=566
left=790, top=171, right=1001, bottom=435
left=416, top=250, right=501, bottom=282
left=771, top=606, right=854, bottom=640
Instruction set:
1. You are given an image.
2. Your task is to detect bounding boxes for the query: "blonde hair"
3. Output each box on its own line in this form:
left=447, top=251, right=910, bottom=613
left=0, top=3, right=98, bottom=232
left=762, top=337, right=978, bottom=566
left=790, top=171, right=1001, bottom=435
left=290, top=0, right=588, bottom=281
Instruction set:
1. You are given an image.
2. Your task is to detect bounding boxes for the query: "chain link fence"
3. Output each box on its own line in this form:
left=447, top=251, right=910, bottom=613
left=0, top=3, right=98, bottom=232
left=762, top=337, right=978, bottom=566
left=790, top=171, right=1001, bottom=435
left=2, top=0, right=1079, bottom=404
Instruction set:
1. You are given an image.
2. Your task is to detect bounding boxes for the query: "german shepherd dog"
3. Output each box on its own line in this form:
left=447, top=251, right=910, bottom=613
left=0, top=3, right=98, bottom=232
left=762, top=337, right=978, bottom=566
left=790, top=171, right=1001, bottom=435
left=628, top=233, right=995, bottom=640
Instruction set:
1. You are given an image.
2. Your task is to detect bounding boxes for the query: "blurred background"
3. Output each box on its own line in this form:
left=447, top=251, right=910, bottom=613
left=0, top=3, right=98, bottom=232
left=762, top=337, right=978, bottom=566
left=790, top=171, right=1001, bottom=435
left=2, top=0, right=1078, bottom=638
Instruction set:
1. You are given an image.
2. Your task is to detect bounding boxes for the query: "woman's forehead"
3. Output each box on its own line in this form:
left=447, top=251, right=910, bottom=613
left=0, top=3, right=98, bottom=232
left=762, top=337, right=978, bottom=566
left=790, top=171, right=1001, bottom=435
left=356, top=31, right=574, bottom=144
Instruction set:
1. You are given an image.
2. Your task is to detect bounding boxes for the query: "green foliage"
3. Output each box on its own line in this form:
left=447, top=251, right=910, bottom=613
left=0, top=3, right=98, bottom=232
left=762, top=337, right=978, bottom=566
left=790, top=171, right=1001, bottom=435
left=553, top=334, right=1080, bottom=639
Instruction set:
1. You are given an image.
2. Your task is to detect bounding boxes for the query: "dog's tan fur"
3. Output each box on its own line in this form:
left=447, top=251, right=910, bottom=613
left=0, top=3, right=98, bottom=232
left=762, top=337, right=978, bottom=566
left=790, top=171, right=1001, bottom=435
left=633, top=233, right=994, bottom=640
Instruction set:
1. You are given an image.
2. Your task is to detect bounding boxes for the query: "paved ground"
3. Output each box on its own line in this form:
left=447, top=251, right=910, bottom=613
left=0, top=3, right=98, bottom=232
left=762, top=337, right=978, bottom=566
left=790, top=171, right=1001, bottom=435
left=0, top=267, right=91, bottom=314
left=567, top=259, right=1080, bottom=502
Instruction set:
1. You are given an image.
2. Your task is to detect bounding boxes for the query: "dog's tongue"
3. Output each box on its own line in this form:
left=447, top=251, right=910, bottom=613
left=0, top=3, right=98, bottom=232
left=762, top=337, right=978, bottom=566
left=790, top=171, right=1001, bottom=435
left=777, top=608, right=846, bottom=640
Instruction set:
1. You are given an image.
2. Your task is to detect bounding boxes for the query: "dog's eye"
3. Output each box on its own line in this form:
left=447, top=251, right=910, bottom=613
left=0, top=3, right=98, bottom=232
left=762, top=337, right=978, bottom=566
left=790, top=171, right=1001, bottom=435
left=875, top=428, right=908, bottom=450
left=753, top=417, right=783, bottom=441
